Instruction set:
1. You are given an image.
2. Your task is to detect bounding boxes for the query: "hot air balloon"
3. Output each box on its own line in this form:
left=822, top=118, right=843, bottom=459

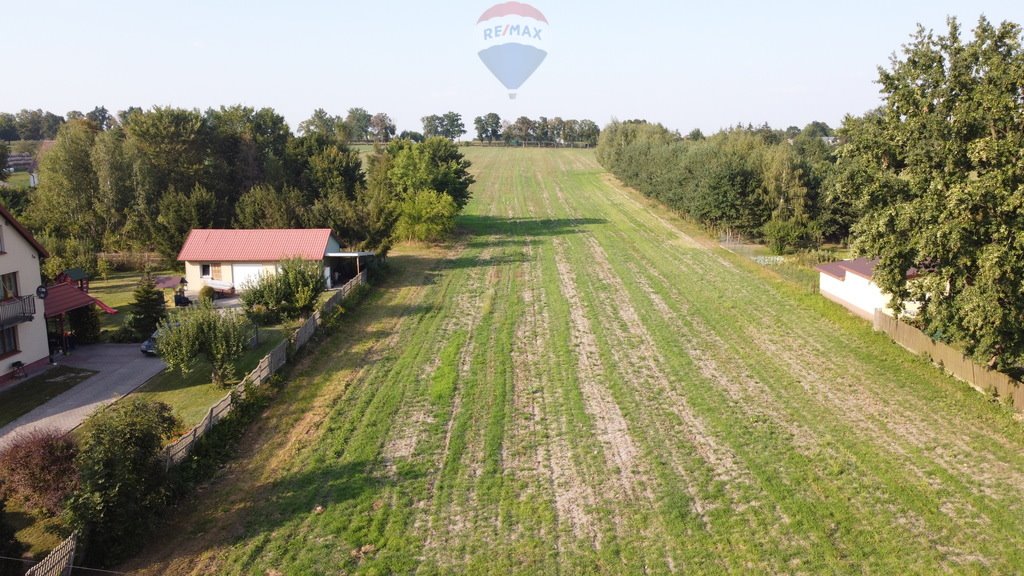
left=476, top=2, right=548, bottom=99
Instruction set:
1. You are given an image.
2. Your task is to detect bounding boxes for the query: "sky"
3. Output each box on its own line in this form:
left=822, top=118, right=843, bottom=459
left=4, top=0, right=1024, bottom=135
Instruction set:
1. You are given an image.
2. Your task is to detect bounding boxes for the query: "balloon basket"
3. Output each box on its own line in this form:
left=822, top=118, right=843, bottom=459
left=509, top=93, right=517, bottom=100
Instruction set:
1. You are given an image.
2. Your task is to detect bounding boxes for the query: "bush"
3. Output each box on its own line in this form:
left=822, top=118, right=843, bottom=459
left=0, top=429, right=79, bottom=515
left=68, top=305, right=102, bottom=345
left=0, top=499, right=24, bottom=576
left=240, top=258, right=325, bottom=320
left=198, top=285, right=215, bottom=303
left=393, top=189, right=457, bottom=243
left=66, top=399, right=179, bottom=566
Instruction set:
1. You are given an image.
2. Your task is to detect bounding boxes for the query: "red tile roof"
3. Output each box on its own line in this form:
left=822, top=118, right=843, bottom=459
left=44, top=282, right=100, bottom=318
left=177, top=229, right=335, bottom=262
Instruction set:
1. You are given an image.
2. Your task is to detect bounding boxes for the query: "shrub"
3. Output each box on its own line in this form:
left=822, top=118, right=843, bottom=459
left=393, top=189, right=457, bottom=243
left=198, top=285, right=215, bottom=303
left=0, top=499, right=24, bottom=576
left=66, top=399, right=179, bottom=566
left=68, top=305, right=102, bottom=345
left=156, top=302, right=253, bottom=386
left=240, top=258, right=325, bottom=320
left=0, top=429, right=79, bottom=515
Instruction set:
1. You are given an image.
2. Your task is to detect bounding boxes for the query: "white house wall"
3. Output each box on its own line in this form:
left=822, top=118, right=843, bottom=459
left=819, top=272, right=892, bottom=320
left=0, top=217, right=48, bottom=378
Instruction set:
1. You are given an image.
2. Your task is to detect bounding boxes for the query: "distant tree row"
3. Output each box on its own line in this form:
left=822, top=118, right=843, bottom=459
left=421, top=112, right=466, bottom=141
left=472, top=113, right=601, bottom=146
left=597, top=120, right=841, bottom=253
left=297, top=107, right=396, bottom=143
left=12, top=106, right=473, bottom=273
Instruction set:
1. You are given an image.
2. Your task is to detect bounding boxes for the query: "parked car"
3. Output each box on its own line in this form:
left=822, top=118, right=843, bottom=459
left=140, top=330, right=159, bottom=356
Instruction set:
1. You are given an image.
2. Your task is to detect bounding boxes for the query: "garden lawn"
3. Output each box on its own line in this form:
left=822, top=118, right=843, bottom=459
left=88, top=270, right=176, bottom=333
left=130, top=326, right=288, bottom=431
left=0, top=366, right=96, bottom=428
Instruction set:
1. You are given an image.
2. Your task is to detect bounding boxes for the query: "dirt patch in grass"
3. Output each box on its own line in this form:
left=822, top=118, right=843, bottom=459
left=586, top=237, right=750, bottom=491
left=628, top=261, right=821, bottom=457
left=553, top=238, right=645, bottom=498
left=506, top=241, right=598, bottom=546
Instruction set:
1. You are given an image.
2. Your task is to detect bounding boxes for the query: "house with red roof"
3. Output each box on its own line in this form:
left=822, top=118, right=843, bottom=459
left=0, top=204, right=50, bottom=386
left=815, top=258, right=920, bottom=320
left=177, top=229, right=369, bottom=293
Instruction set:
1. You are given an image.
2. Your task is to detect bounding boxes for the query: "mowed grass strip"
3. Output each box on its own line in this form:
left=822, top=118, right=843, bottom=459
left=123, top=148, right=1024, bottom=575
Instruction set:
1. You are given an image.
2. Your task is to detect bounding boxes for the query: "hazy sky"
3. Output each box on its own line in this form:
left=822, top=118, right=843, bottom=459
left=4, top=0, right=1023, bottom=134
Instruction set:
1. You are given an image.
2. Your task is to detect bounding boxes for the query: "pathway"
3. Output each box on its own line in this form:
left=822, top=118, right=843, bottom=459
left=0, top=344, right=165, bottom=449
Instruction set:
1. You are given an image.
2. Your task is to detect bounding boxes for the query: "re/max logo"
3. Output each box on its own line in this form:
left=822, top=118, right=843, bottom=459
left=483, top=24, right=543, bottom=40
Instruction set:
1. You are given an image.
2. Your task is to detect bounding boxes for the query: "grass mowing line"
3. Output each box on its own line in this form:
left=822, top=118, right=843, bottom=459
left=565, top=151, right=1024, bottom=569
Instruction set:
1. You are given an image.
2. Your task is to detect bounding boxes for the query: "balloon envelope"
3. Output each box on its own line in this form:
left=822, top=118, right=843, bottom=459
left=476, top=2, right=549, bottom=94
left=478, top=44, right=547, bottom=90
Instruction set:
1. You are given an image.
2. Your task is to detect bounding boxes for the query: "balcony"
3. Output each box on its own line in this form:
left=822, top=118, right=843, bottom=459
left=0, top=295, right=35, bottom=328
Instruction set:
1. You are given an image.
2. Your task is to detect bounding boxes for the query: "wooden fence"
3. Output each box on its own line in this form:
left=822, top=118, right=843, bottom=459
left=162, top=271, right=367, bottom=469
left=25, top=532, right=76, bottom=576
left=873, top=311, right=1024, bottom=412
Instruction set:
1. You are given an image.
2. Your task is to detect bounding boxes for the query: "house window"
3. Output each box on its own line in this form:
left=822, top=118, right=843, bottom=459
left=0, top=224, right=5, bottom=253
left=0, top=272, right=17, bottom=300
left=0, top=326, right=17, bottom=355
left=200, top=264, right=211, bottom=278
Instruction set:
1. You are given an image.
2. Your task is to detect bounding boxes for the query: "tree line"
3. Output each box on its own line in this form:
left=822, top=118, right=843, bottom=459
left=599, top=16, right=1024, bottom=370
left=597, top=119, right=841, bottom=253
left=3, top=106, right=473, bottom=273
left=473, top=113, right=601, bottom=146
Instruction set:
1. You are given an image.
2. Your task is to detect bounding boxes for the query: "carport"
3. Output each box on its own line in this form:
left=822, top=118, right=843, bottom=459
left=325, top=251, right=375, bottom=287
left=43, top=282, right=117, bottom=356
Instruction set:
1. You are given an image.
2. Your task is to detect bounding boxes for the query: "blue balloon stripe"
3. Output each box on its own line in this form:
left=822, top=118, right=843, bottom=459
left=478, top=44, right=548, bottom=90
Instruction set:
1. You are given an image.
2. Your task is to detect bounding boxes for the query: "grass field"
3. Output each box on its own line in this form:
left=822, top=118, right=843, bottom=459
left=123, top=148, right=1024, bottom=575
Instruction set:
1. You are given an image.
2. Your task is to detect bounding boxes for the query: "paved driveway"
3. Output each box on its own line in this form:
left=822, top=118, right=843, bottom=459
left=0, top=344, right=165, bottom=449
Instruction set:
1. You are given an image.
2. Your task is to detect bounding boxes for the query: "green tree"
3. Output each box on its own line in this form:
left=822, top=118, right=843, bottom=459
left=85, top=106, right=114, bottom=131
left=91, top=126, right=135, bottom=248
left=234, top=184, right=304, bottom=228
left=157, top=303, right=253, bottom=386
left=850, top=17, right=1024, bottom=367
left=394, top=189, right=458, bottom=242
left=398, top=130, right=424, bottom=143
left=0, top=113, right=18, bottom=140
left=0, top=141, right=7, bottom=182
left=368, top=113, right=396, bottom=142
left=297, top=108, right=341, bottom=139
left=577, top=119, right=601, bottom=146
left=67, top=399, right=178, bottom=566
left=440, top=111, right=466, bottom=141
left=387, top=137, right=475, bottom=208
left=345, top=107, right=372, bottom=141
left=421, top=114, right=443, bottom=138
left=14, top=109, right=44, bottom=140
left=24, top=119, right=101, bottom=252
left=123, top=107, right=209, bottom=239
left=154, top=184, right=215, bottom=260
left=127, top=272, right=167, bottom=340
left=474, top=113, right=502, bottom=142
